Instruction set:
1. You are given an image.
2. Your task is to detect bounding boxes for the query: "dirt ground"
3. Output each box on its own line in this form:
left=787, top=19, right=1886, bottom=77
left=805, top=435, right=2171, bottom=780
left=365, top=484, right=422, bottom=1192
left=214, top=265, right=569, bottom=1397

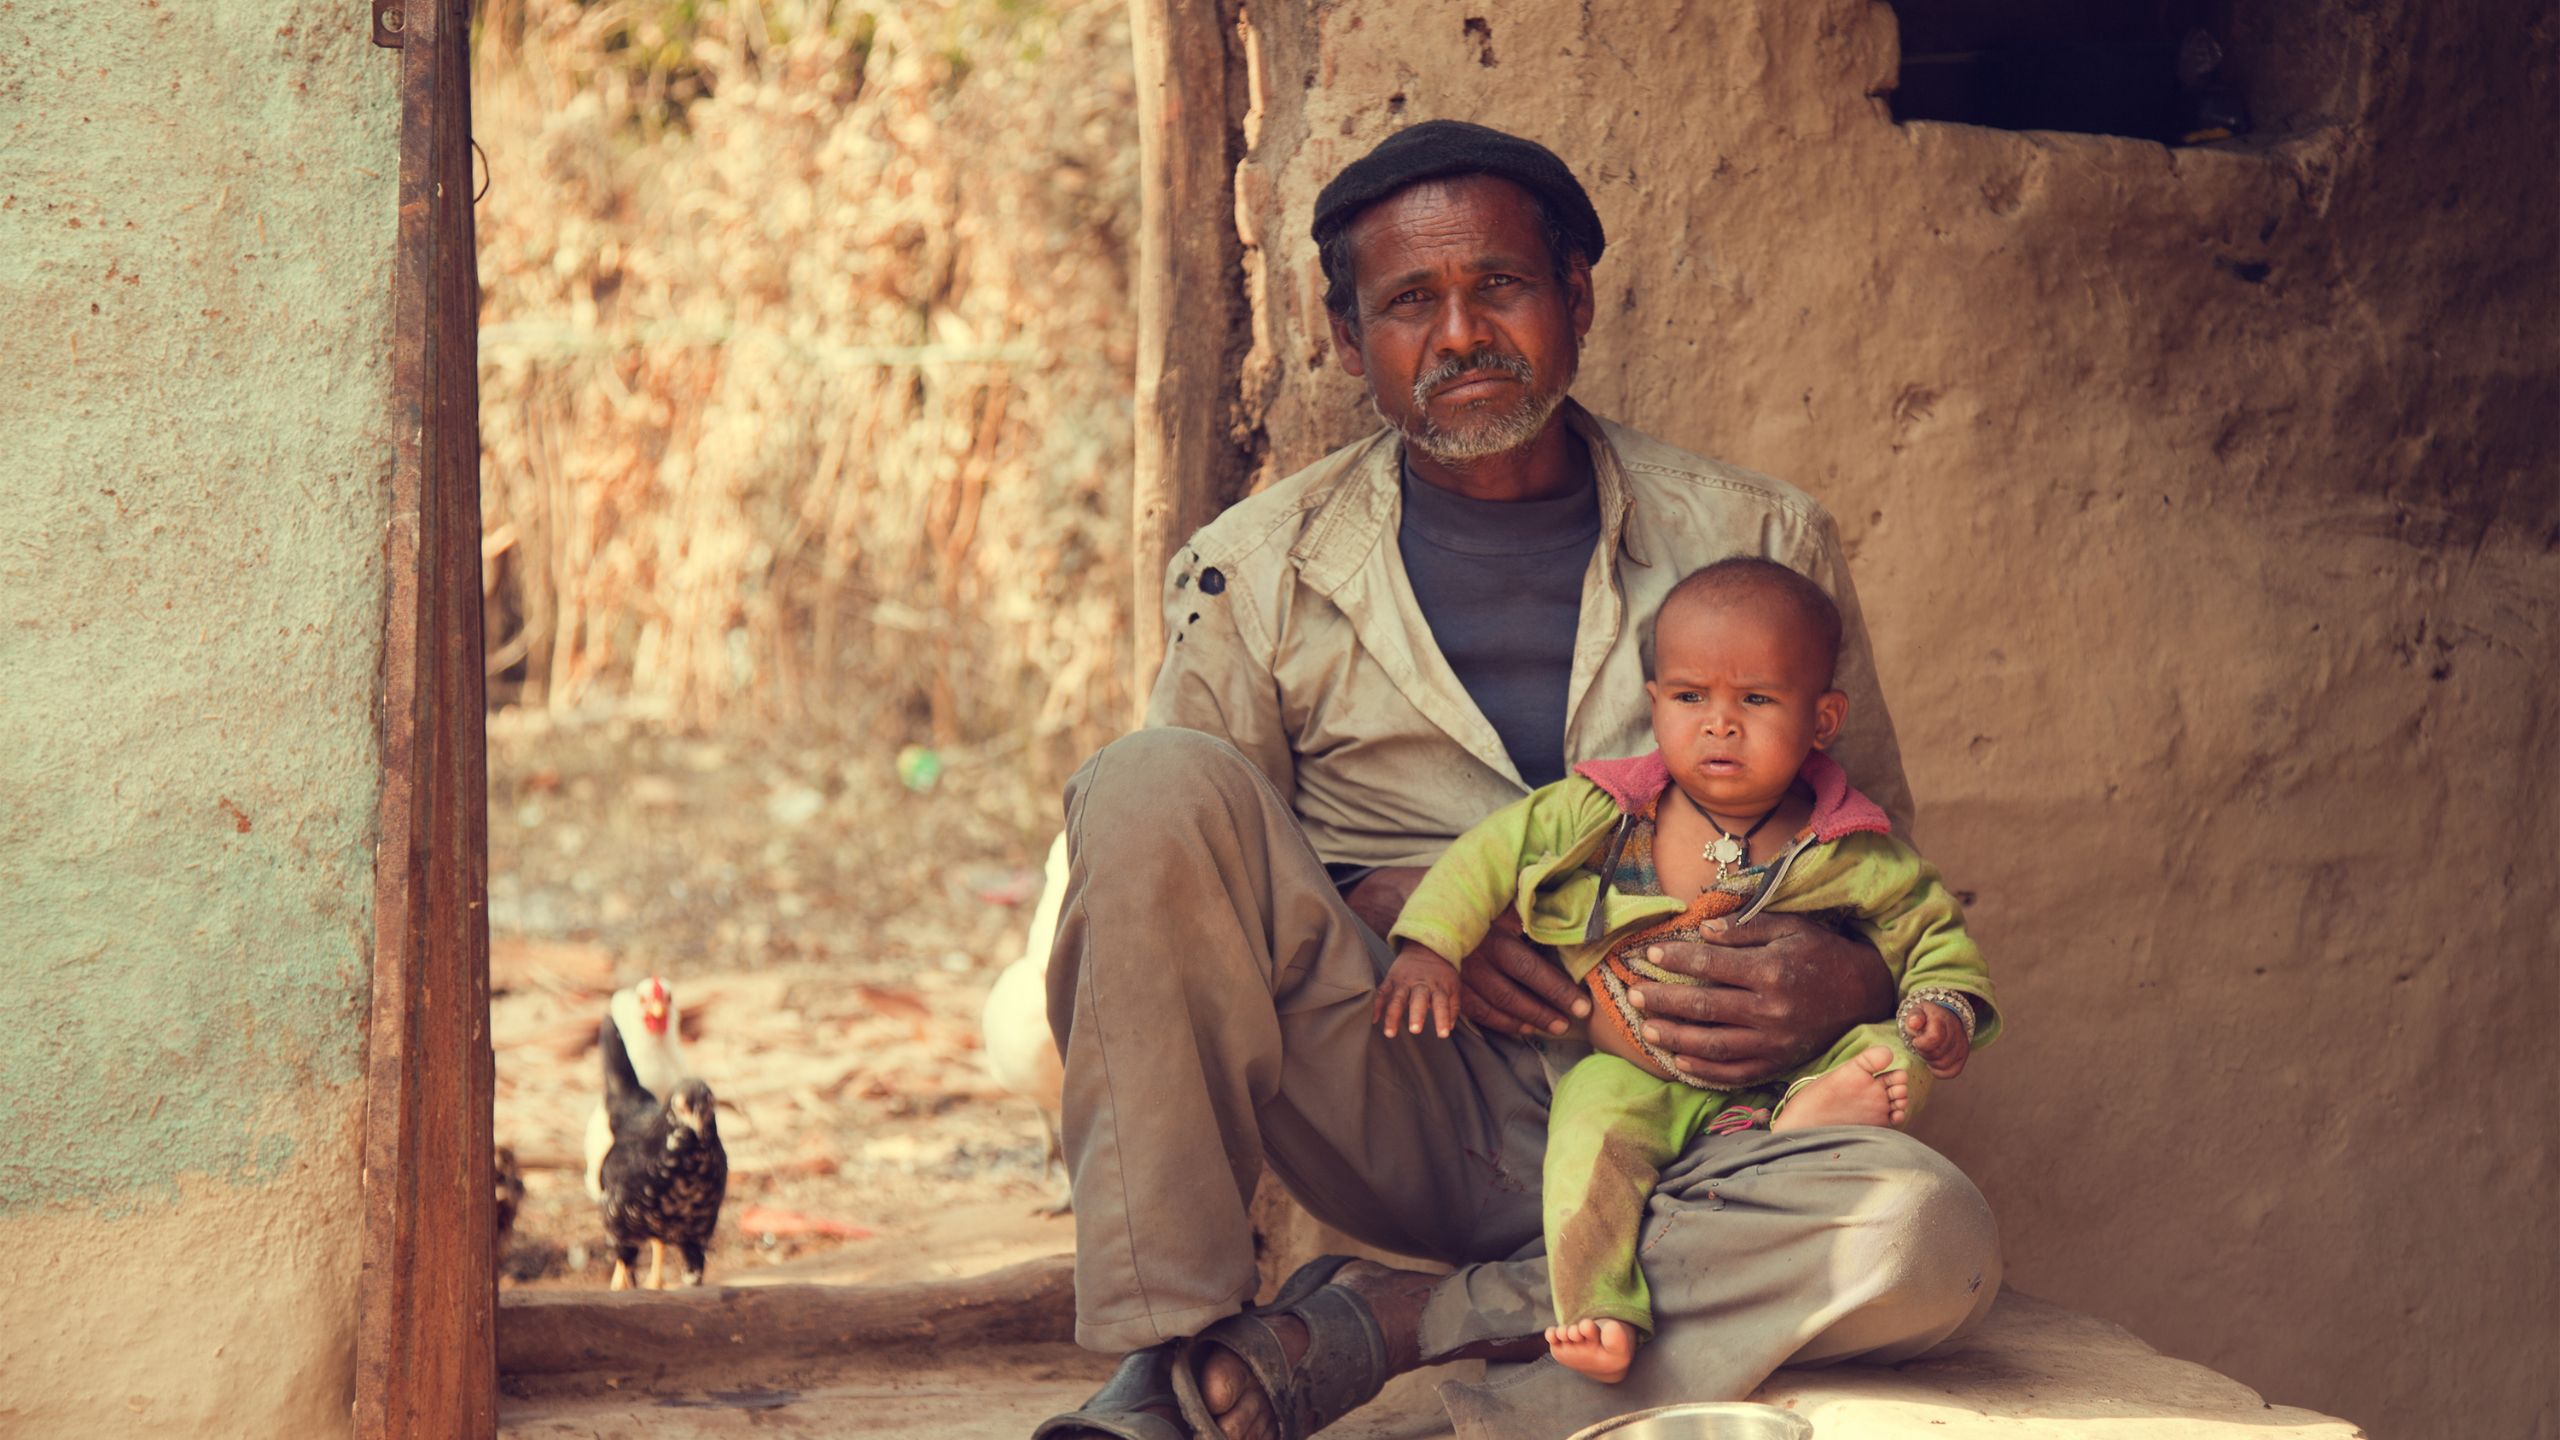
left=486, top=702, right=1079, bottom=1292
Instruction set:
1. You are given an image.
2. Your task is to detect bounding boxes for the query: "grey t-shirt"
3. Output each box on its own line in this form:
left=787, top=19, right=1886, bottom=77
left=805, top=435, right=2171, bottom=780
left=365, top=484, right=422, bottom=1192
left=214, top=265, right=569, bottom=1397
left=1396, top=452, right=1603, bottom=789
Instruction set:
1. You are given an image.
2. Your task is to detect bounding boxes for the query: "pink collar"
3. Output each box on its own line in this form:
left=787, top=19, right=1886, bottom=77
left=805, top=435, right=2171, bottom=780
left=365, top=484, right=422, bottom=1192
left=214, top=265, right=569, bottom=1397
left=1571, top=750, right=1892, bottom=843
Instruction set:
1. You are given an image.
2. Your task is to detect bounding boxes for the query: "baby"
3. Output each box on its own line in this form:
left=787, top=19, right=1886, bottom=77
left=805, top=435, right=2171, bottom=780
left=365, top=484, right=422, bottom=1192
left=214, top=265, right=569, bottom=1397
left=1378, top=556, right=1999, bottom=1384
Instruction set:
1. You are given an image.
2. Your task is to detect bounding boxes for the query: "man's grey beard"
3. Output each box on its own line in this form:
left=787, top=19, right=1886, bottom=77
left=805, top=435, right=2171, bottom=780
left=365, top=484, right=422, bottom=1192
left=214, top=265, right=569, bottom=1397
left=1386, top=348, right=1572, bottom=463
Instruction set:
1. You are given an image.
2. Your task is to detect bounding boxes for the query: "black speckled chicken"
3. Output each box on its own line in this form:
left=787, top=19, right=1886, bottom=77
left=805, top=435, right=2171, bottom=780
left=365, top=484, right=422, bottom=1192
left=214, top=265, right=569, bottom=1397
left=595, top=1013, right=728, bottom=1290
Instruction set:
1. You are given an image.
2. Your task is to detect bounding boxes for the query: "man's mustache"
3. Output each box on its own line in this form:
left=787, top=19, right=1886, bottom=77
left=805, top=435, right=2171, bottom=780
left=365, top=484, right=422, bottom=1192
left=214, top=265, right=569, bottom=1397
left=1413, top=349, right=1533, bottom=406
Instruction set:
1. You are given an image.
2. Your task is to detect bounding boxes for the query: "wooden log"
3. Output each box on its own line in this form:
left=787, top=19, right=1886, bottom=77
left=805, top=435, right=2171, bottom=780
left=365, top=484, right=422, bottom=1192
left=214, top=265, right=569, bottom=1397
left=1127, top=0, right=1250, bottom=717
left=498, top=1255, right=1077, bottom=1378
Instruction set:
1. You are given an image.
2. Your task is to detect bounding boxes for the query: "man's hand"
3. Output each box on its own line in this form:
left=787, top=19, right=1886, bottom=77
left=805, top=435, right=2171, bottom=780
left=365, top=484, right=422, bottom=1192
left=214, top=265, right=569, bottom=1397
left=1454, top=914, right=1591, bottom=1037
left=1343, top=867, right=1590, bottom=1038
left=1340, top=865, right=1428, bottom=941
left=1625, top=912, right=1895, bottom=1089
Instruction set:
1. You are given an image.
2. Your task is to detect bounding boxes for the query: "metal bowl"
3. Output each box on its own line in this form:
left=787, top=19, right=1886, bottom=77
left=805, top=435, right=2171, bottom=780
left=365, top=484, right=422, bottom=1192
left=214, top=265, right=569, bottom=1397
left=1565, top=1401, right=1815, bottom=1440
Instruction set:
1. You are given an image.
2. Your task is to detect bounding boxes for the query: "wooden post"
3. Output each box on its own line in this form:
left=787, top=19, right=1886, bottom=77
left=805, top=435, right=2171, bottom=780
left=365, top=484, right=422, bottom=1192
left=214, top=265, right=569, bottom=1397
left=357, top=0, right=498, bottom=1434
left=1127, top=0, right=1248, bottom=716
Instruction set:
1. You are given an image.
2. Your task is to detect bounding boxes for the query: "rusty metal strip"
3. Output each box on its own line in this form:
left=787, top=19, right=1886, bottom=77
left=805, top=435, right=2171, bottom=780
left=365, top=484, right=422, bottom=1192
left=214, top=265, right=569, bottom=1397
left=357, top=0, right=496, bottom=1435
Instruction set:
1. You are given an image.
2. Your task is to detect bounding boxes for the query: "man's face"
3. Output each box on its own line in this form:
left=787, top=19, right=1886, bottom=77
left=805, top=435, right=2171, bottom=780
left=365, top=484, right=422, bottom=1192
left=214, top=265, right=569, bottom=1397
left=1329, top=174, right=1594, bottom=463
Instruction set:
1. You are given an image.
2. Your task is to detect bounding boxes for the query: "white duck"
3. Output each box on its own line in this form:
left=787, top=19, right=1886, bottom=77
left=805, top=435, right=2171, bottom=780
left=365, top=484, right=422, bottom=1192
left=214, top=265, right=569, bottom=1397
left=584, top=975, right=691, bottom=1201
left=979, top=832, right=1071, bottom=1215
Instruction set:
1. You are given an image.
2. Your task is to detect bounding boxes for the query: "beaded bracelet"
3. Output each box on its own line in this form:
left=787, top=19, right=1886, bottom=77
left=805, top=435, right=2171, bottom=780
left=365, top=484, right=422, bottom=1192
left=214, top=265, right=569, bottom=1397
left=1897, top=987, right=1978, bottom=1049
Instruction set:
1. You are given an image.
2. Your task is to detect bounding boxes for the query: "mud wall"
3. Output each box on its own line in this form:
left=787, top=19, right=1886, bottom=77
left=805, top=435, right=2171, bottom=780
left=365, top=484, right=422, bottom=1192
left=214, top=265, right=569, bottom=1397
left=0, top=4, right=399, bottom=1435
left=1223, top=2, right=2556, bottom=1435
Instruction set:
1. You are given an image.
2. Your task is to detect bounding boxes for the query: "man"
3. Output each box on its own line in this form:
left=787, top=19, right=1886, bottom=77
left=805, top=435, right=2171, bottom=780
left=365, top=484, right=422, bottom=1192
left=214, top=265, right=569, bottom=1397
left=1038, top=121, right=1998, bottom=1440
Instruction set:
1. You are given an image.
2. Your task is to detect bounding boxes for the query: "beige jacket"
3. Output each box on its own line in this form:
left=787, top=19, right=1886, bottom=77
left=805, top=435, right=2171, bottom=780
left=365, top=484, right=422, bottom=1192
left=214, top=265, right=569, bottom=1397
left=1143, top=403, right=1911, bottom=871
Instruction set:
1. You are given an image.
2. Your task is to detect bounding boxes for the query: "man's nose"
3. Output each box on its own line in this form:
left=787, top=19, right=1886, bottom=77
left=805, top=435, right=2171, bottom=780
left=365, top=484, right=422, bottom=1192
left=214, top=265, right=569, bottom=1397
left=1429, top=289, right=1495, bottom=356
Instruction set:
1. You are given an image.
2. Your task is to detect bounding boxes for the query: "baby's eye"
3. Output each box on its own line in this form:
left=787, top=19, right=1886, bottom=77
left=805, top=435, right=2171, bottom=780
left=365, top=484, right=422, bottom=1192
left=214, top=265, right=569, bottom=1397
left=1744, top=693, right=1775, bottom=706
left=1671, top=690, right=1703, bottom=704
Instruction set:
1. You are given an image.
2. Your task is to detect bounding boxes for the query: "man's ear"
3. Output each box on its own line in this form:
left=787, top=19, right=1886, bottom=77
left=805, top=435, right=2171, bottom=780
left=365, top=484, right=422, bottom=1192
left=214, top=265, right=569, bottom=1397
left=1329, top=308, right=1368, bottom=379
left=1811, top=690, right=1848, bottom=749
left=1566, top=258, right=1596, bottom=341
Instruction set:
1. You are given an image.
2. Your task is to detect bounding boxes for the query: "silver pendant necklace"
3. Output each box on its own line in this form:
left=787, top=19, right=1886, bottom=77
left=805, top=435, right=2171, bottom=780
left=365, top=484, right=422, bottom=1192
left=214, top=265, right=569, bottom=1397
left=1679, top=788, right=1782, bottom=880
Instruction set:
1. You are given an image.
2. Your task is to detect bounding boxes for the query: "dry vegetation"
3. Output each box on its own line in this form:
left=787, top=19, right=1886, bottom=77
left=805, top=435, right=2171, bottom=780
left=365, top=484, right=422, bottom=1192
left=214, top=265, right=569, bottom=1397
left=470, top=0, right=1137, bottom=1284
left=474, top=0, right=1138, bottom=764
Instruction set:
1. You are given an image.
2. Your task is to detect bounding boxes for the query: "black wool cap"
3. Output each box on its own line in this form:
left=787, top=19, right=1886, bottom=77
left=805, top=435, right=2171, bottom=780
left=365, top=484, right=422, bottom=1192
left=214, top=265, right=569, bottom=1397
left=1310, top=119, right=1604, bottom=265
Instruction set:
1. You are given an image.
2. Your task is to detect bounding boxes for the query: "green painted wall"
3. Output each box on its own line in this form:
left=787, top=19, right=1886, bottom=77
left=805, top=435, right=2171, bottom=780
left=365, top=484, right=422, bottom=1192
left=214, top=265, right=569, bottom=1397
left=0, top=2, right=399, bottom=1433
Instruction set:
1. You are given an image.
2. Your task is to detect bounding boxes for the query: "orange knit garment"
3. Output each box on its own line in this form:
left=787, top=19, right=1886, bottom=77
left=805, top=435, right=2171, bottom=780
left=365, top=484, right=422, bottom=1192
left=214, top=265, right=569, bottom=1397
left=1584, top=888, right=1753, bottom=1052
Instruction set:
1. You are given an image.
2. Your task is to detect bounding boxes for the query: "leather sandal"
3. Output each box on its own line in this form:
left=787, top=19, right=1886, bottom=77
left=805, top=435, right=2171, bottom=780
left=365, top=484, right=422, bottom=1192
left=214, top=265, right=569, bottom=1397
left=1030, top=1342, right=1188, bottom=1440
left=1170, top=1255, right=1390, bottom=1440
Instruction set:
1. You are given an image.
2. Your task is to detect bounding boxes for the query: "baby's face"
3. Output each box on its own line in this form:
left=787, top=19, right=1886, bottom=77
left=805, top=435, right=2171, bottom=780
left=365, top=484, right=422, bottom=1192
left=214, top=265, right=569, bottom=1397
left=1645, top=598, right=1845, bottom=820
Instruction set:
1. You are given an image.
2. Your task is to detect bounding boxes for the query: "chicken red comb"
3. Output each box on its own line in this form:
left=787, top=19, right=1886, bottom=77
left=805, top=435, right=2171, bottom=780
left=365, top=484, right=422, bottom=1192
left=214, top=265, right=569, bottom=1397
left=640, top=975, right=670, bottom=1005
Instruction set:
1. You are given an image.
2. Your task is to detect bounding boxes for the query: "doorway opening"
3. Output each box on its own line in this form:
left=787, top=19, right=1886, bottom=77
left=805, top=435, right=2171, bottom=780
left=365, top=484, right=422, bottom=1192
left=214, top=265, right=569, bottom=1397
left=467, top=0, right=1130, bottom=1321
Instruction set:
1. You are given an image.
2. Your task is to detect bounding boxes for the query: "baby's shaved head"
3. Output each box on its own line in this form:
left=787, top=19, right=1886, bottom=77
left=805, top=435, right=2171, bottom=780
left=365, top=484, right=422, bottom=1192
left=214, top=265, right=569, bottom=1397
left=1641, top=557, right=1843, bottom=685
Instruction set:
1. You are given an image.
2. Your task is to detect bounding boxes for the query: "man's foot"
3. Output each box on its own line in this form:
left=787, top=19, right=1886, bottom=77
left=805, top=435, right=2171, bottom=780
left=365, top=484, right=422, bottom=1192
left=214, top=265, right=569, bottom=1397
left=1188, top=1259, right=1431, bottom=1440
left=1544, top=1317, right=1637, bottom=1383
left=1040, top=1261, right=1440, bottom=1440
left=1029, top=1343, right=1186, bottom=1440
left=1770, top=1045, right=1908, bottom=1131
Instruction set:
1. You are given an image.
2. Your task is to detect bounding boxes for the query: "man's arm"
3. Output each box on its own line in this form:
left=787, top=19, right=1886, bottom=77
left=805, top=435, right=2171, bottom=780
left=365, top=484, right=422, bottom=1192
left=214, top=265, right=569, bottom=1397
left=1141, top=546, right=1295, bottom=802
left=1143, top=539, right=1586, bottom=1039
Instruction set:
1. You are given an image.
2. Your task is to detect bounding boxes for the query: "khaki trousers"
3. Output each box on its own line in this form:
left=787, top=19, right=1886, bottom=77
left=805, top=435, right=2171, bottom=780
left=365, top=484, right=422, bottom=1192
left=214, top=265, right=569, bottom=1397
left=1050, top=730, right=2000, bottom=1439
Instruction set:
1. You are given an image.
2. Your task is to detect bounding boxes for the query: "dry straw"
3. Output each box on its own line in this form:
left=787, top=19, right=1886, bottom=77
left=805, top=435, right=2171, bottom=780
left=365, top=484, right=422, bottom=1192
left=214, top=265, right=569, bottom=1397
left=473, top=0, right=1137, bottom=777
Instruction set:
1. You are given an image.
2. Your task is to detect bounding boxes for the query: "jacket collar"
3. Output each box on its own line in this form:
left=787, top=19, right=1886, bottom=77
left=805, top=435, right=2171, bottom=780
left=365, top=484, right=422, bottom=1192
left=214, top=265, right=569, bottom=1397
left=1288, top=399, right=1647, bottom=594
left=1570, top=749, right=1893, bottom=843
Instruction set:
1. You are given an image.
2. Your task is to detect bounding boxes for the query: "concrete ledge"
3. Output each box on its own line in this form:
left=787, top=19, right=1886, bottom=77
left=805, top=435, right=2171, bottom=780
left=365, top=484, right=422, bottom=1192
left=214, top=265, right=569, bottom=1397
left=498, top=1268, right=2366, bottom=1439
left=498, top=1254, right=1076, bottom=1378
left=1754, top=1291, right=2367, bottom=1438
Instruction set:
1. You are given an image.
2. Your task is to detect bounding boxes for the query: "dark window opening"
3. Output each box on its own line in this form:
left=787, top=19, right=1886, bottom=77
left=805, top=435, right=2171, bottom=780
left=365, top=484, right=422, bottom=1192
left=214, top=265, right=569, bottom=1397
left=1885, top=1, right=2251, bottom=145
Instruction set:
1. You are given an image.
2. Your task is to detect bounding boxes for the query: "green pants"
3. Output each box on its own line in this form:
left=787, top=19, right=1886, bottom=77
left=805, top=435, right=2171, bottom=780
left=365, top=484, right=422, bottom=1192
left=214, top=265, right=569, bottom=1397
left=1542, top=1021, right=1933, bottom=1335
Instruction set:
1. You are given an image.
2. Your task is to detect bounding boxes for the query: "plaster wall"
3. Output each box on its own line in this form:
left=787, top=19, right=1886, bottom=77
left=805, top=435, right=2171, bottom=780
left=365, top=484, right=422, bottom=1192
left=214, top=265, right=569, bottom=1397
left=1228, top=2, right=2557, bottom=1436
left=0, top=4, right=400, bottom=1435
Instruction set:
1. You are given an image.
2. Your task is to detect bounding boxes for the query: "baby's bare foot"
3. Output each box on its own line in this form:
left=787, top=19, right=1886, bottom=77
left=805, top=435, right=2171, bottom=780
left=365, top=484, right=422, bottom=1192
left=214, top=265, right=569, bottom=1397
left=1545, top=1318, right=1637, bottom=1383
left=1771, top=1045, right=1909, bottom=1131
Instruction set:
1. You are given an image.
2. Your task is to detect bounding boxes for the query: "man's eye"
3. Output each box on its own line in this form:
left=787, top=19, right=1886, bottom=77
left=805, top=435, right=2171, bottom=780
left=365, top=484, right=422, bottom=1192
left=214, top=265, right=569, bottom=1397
left=1391, top=289, right=1427, bottom=305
